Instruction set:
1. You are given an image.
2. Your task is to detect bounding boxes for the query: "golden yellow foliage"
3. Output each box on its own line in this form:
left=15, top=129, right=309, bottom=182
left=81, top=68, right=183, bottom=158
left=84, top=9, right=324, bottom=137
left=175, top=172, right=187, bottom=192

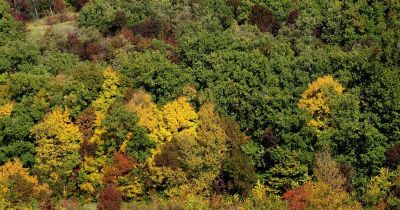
left=163, top=96, right=198, bottom=140
left=91, top=67, right=122, bottom=146
left=31, top=108, right=82, bottom=193
left=298, top=75, right=344, bottom=129
left=0, top=101, right=13, bottom=116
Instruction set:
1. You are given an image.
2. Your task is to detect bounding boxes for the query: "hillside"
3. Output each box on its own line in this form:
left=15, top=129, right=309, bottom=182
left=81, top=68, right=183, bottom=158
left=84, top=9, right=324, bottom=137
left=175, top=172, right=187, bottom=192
left=0, top=0, right=399, bottom=209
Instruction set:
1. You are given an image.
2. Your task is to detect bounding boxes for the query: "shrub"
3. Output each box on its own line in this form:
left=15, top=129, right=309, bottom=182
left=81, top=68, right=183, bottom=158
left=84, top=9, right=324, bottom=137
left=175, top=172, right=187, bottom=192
left=98, top=184, right=123, bottom=210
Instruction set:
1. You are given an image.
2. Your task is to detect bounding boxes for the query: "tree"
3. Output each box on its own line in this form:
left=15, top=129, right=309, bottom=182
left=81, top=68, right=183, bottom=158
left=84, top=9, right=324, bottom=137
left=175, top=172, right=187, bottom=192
left=284, top=181, right=362, bottom=210
left=0, top=1, right=24, bottom=45
left=178, top=102, right=227, bottom=195
left=0, top=40, right=40, bottom=73
left=162, top=96, right=198, bottom=140
left=31, top=108, right=82, bottom=195
left=298, top=75, right=344, bottom=130
left=102, top=103, right=155, bottom=163
left=267, top=147, right=309, bottom=193
left=313, top=149, right=346, bottom=190
left=249, top=4, right=279, bottom=34
left=0, top=159, right=51, bottom=209
left=126, top=90, right=171, bottom=143
left=115, top=51, right=193, bottom=104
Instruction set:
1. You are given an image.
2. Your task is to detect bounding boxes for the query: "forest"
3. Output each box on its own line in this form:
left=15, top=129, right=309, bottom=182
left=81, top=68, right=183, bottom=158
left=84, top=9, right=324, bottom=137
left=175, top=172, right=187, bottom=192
left=0, top=0, right=399, bottom=209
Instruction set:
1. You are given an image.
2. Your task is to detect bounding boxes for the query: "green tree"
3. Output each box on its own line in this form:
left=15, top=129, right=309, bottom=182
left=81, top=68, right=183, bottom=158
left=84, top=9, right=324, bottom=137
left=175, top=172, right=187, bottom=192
left=115, top=51, right=193, bottom=104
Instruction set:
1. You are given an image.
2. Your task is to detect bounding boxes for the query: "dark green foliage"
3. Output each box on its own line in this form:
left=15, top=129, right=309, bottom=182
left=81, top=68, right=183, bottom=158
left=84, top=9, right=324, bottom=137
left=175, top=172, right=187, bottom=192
left=0, top=141, right=35, bottom=166
left=102, top=103, right=155, bottom=163
left=114, top=51, right=193, bottom=104
left=0, top=40, right=40, bottom=73
left=221, top=149, right=256, bottom=196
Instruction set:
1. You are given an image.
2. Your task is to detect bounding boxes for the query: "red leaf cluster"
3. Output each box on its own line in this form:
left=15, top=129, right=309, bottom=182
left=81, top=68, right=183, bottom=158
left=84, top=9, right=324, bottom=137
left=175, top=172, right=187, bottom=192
left=283, top=183, right=311, bottom=210
left=103, top=153, right=136, bottom=184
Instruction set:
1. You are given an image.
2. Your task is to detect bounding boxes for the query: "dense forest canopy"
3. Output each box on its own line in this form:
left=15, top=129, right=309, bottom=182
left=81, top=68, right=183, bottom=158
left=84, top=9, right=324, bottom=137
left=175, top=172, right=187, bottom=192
left=0, top=0, right=399, bottom=209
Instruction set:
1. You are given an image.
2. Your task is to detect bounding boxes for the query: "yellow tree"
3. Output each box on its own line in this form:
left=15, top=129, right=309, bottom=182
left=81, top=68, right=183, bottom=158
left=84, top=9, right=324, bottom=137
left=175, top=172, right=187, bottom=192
left=0, top=102, right=13, bottom=116
left=307, top=181, right=362, bottom=210
left=31, top=108, right=82, bottom=195
left=91, top=67, right=122, bottom=147
left=0, top=159, right=51, bottom=209
left=298, top=75, right=344, bottom=129
left=164, top=102, right=228, bottom=196
left=162, top=96, right=198, bottom=141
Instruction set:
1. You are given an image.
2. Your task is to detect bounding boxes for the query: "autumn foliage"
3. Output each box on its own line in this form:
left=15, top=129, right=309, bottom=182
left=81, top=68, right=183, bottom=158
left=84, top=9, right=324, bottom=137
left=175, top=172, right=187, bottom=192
left=0, top=159, right=51, bottom=209
left=98, top=184, right=122, bottom=210
left=249, top=4, right=279, bottom=34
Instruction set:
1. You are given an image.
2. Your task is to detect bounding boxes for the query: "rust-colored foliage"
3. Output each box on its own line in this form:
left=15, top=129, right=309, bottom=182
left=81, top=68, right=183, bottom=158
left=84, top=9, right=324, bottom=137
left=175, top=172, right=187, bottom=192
left=103, top=153, right=136, bottom=184
left=78, top=108, right=97, bottom=157
left=77, top=108, right=96, bottom=141
left=64, top=32, right=104, bottom=61
left=249, top=4, right=279, bottom=34
left=283, top=183, right=311, bottom=210
left=287, top=9, right=299, bottom=25
left=83, top=42, right=103, bottom=61
left=98, top=184, right=123, bottom=210
left=12, top=11, right=26, bottom=21
left=119, top=26, right=139, bottom=45
left=53, top=0, right=65, bottom=14
left=6, top=0, right=28, bottom=20
left=66, top=32, right=82, bottom=54
left=134, top=18, right=162, bottom=38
